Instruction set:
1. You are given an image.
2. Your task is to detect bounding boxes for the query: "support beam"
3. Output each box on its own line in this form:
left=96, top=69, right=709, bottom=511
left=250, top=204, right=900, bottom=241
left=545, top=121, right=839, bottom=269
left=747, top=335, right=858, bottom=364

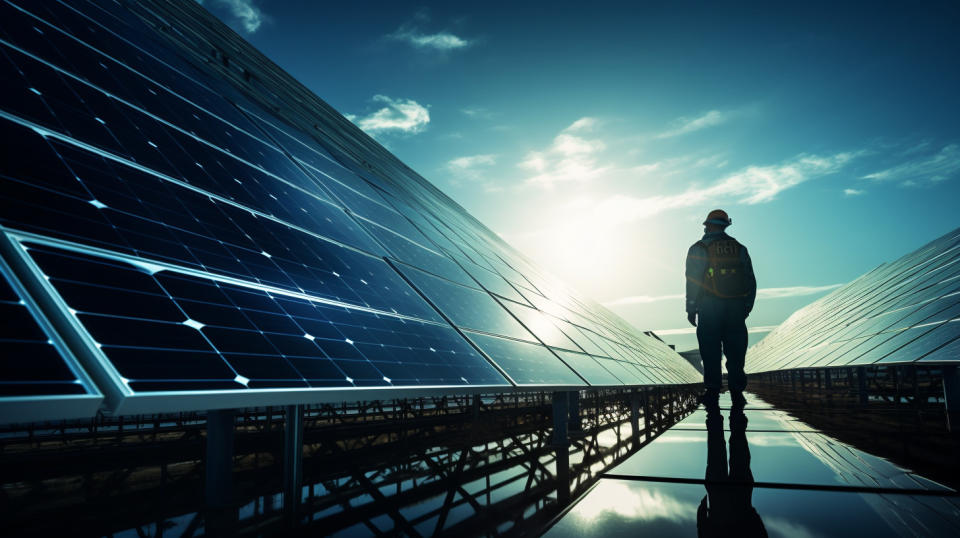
left=284, top=404, right=304, bottom=515
left=858, top=367, right=868, bottom=406
left=643, top=388, right=652, bottom=440
left=568, top=391, right=584, bottom=437
left=943, top=365, right=960, bottom=432
left=551, top=391, right=570, bottom=446
left=205, top=409, right=235, bottom=508
left=629, top=390, right=641, bottom=444
left=551, top=391, right=571, bottom=504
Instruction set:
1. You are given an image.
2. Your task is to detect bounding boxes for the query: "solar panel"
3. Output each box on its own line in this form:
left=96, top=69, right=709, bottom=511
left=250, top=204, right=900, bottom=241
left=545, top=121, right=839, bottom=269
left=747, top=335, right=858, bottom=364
left=0, top=0, right=702, bottom=417
left=0, top=239, right=101, bottom=423
left=747, top=228, right=960, bottom=372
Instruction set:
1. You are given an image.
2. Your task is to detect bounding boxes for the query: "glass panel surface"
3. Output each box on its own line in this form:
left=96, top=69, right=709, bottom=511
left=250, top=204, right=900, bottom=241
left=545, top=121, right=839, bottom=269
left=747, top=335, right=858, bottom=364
left=463, top=331, right=583, bottom=386
left=0, top=258, right=91, bottom=397
left=546, top=479, right=960, bottom=538
left=395, top=264, right=534, bottom=341
left=24, top=243, right=508, bottom=392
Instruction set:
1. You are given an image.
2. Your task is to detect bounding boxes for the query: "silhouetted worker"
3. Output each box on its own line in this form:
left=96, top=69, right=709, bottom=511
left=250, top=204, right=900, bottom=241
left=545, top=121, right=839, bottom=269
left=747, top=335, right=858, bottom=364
left=685, top=209, right=757, bottom=406
left=697, top=399, right=766, bottom=537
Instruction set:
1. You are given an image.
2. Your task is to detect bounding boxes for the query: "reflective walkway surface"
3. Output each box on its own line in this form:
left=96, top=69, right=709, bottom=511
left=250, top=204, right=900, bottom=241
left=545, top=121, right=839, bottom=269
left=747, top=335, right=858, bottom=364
left=545, top=392, right=960, bottom=537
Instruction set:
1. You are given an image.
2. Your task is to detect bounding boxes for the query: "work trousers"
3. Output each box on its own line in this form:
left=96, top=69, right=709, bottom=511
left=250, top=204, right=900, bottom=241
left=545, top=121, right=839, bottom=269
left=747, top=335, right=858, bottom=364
left=696, top=297, right=748, bottom=392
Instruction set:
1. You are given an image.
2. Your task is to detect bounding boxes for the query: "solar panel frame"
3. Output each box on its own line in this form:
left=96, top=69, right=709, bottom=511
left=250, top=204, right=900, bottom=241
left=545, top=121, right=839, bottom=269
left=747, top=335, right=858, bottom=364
left=0, top=229, right=102, bottom=423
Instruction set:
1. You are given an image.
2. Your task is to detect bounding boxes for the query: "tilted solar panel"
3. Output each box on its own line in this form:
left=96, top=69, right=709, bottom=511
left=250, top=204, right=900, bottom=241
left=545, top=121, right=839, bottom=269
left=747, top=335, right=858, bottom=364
left=747, top=227, right=960, bottom=372
left=0, top=242, right=102, bottom=422
left=0, top=0, right=701, bottom=417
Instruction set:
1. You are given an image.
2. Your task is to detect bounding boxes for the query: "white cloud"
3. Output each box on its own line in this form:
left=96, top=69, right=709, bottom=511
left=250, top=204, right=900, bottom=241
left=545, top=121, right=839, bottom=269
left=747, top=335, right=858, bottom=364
left=520, top=118, right=610, bottom=188
left=756, top=283, right=843, bottom=299
left=657, top=109, right=730, bottom=139
left=388, top=13, right=471, bottom=51
left=200, top=0, right=265, bottom=33
left=862, top=143, right=960, bottom=185
left=650, top=325, right=779, bottom=336
left=604, top=284, right=842, bottom=306
left=347, top=95, right=430, bottom=135
left=447, top=154, right=497, bottom=181
left=565, top=117, right=600, bottom=132
left=461, top=106, right=494, bottom=119
left=844, top=188, right=865, bottom=196
left=574, top=151, right=859, bottom=225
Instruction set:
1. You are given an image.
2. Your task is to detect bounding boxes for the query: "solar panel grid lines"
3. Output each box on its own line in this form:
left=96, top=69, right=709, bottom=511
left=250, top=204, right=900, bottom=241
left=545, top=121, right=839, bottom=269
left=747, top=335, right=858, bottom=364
left=0, top=235, right=103, bottom=423
left=0, top=25, right=343, bottom=218
left=7, top=234, right=512, bottom=413
left=0, top=0, right=707, bottom=418
left=747, top=227, right=960, bottom=372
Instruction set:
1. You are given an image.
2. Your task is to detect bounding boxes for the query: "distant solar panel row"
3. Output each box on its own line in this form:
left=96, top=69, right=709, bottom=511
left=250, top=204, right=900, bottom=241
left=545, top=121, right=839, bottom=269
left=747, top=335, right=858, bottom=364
left=747, top=227, right=960, bottom=372
left=0, top=0, right=700, bottom=421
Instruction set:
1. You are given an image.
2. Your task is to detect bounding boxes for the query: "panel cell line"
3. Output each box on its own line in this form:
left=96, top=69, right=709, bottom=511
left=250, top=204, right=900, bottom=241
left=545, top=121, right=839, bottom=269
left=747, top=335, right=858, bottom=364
left=9, top=238, right=510, bottom=414
left=0, top=244, right=102, bottom=423
left=747, top=227, right=960, bottom=372
left=0, top=0, right=705, bottom=419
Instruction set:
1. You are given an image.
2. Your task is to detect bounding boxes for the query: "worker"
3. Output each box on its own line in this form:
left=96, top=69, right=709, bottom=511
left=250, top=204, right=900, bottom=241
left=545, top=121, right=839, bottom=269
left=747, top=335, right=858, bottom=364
left=685, top=209, right=757, bottom=406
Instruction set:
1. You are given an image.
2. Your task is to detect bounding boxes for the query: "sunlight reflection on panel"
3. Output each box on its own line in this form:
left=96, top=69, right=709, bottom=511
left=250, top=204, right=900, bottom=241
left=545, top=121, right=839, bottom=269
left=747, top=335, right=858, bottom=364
left=570, top=480, right=697, bottom=524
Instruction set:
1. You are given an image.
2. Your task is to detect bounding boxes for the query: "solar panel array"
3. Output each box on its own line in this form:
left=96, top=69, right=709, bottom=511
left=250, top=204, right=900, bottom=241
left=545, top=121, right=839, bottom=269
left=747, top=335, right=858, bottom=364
left=0, top=0, right=700, bottom=420
left=747, top=227, right=960, bottom=373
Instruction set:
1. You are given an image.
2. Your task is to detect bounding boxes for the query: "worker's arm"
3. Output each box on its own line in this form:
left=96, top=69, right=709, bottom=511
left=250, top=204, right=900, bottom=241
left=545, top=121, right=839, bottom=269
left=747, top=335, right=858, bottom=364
left=742, top=246, right=757, bottom=317
left=685, top=243, right=707, bottom=317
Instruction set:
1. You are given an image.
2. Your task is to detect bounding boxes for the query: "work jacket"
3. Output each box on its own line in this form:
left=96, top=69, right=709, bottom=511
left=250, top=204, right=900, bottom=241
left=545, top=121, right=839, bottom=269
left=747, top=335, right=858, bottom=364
left=685, top=231, right=757, bottom=315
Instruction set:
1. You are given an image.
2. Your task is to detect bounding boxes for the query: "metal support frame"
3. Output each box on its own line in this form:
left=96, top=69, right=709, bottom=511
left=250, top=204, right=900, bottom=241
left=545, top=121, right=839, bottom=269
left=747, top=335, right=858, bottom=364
left=629, top=390, right=641, bottom=444
left=944, top=365, right=960, bottom=432
left=205, top=409, right=235, bottom=508
left=568, top=390, right=584, bottom=436
left=857, top=366, right=868, bottom=406
left=284, top=404, right=304, bottom=515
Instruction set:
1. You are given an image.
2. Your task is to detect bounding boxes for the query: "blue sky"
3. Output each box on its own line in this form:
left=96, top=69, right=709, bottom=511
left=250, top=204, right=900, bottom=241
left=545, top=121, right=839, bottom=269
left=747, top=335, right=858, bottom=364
left=201, top=0, right=960, bottom=350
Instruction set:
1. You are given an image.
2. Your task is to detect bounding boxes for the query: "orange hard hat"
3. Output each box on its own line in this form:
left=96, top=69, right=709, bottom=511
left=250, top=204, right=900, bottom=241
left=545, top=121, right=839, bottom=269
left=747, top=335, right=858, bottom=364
left=703, top=209, right=732, bottom=227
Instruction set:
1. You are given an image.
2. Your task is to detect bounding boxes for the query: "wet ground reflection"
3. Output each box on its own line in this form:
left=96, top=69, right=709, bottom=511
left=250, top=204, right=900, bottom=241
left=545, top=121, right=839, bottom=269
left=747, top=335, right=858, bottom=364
left=547, top=392, right=960, bottom=537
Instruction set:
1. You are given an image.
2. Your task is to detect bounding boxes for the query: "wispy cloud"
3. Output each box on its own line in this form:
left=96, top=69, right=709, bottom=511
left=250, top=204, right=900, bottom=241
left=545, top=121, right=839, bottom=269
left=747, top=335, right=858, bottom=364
left=756, top=283, right=843, bottom=299
left=388, top=11, right=471, bottom=51
left=461, top=106, right=495, bottom=119
left=199, top=0, right=265, bottom=33
left=657, top=109, right=731, bottom=139
left=862, top=143, right=960, bottom=185
left=604, top=283, right=842, bottom=306
left=446, top=154, right=497, bottom=182
left=346, top=95, right=430, bottom=135
left=650, top=325, right=779, bottom=336
left=576, top=151, right=859, bottom=226
left=520, top=117, right=610, bottom=188
left=844, top=188, right=865, bottom=196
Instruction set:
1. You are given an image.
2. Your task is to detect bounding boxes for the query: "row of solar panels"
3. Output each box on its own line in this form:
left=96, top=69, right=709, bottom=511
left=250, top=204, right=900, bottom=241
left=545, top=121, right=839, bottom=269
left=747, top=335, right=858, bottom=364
left=0, top=0, right=700, bottom=424
left=746, top=227, right=960, bottom=373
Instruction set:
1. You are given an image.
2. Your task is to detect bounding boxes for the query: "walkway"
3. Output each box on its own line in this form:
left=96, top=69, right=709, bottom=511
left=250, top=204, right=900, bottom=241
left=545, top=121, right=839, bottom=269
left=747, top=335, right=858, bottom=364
left=546, top=392, right=960, bottom=536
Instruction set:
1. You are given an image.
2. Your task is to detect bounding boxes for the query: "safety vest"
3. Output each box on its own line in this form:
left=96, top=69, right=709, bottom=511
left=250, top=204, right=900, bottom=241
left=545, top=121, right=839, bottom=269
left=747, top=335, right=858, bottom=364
left=698, top=239, right=750, bottom=298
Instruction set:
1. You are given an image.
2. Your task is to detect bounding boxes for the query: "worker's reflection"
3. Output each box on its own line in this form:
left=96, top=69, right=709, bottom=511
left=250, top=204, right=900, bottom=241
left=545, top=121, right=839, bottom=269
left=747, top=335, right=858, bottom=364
left=697, top=399, right=767, bottom=537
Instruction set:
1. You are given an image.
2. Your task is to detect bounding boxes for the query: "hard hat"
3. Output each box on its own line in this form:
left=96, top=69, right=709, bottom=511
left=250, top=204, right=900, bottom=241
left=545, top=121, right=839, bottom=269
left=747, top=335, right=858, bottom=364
left=703, top=209, right=732, bottom=227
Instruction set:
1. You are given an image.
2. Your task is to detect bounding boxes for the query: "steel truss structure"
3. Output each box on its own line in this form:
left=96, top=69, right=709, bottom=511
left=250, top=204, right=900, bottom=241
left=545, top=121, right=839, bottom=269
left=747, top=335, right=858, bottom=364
left=1, top=386, right=699, bottom=536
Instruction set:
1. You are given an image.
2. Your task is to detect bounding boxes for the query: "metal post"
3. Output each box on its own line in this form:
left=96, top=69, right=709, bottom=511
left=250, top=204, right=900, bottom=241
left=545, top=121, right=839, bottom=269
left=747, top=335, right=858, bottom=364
left=551, top=391, right=571, bottom=504
left=472, top=393, right=481, bottom=421
left=205, top=409, right=235, bottom=508
left=630, top=390, right=641, bottom=443
left=552, top=391, right=570, bottom=446
left=643, top=388, right=652, bottom=440
left=943, top=365, right=960, bottom=432
left=858, top=367, right=869, bottom=406
left=568, top=391, right=584, bottom=436
left=284, top=404, right=304, bottom=515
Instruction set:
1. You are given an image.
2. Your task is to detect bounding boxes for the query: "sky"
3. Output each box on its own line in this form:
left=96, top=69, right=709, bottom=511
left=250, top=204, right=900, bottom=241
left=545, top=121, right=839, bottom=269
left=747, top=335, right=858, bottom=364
left=200, top=0, right=960, bottom=351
